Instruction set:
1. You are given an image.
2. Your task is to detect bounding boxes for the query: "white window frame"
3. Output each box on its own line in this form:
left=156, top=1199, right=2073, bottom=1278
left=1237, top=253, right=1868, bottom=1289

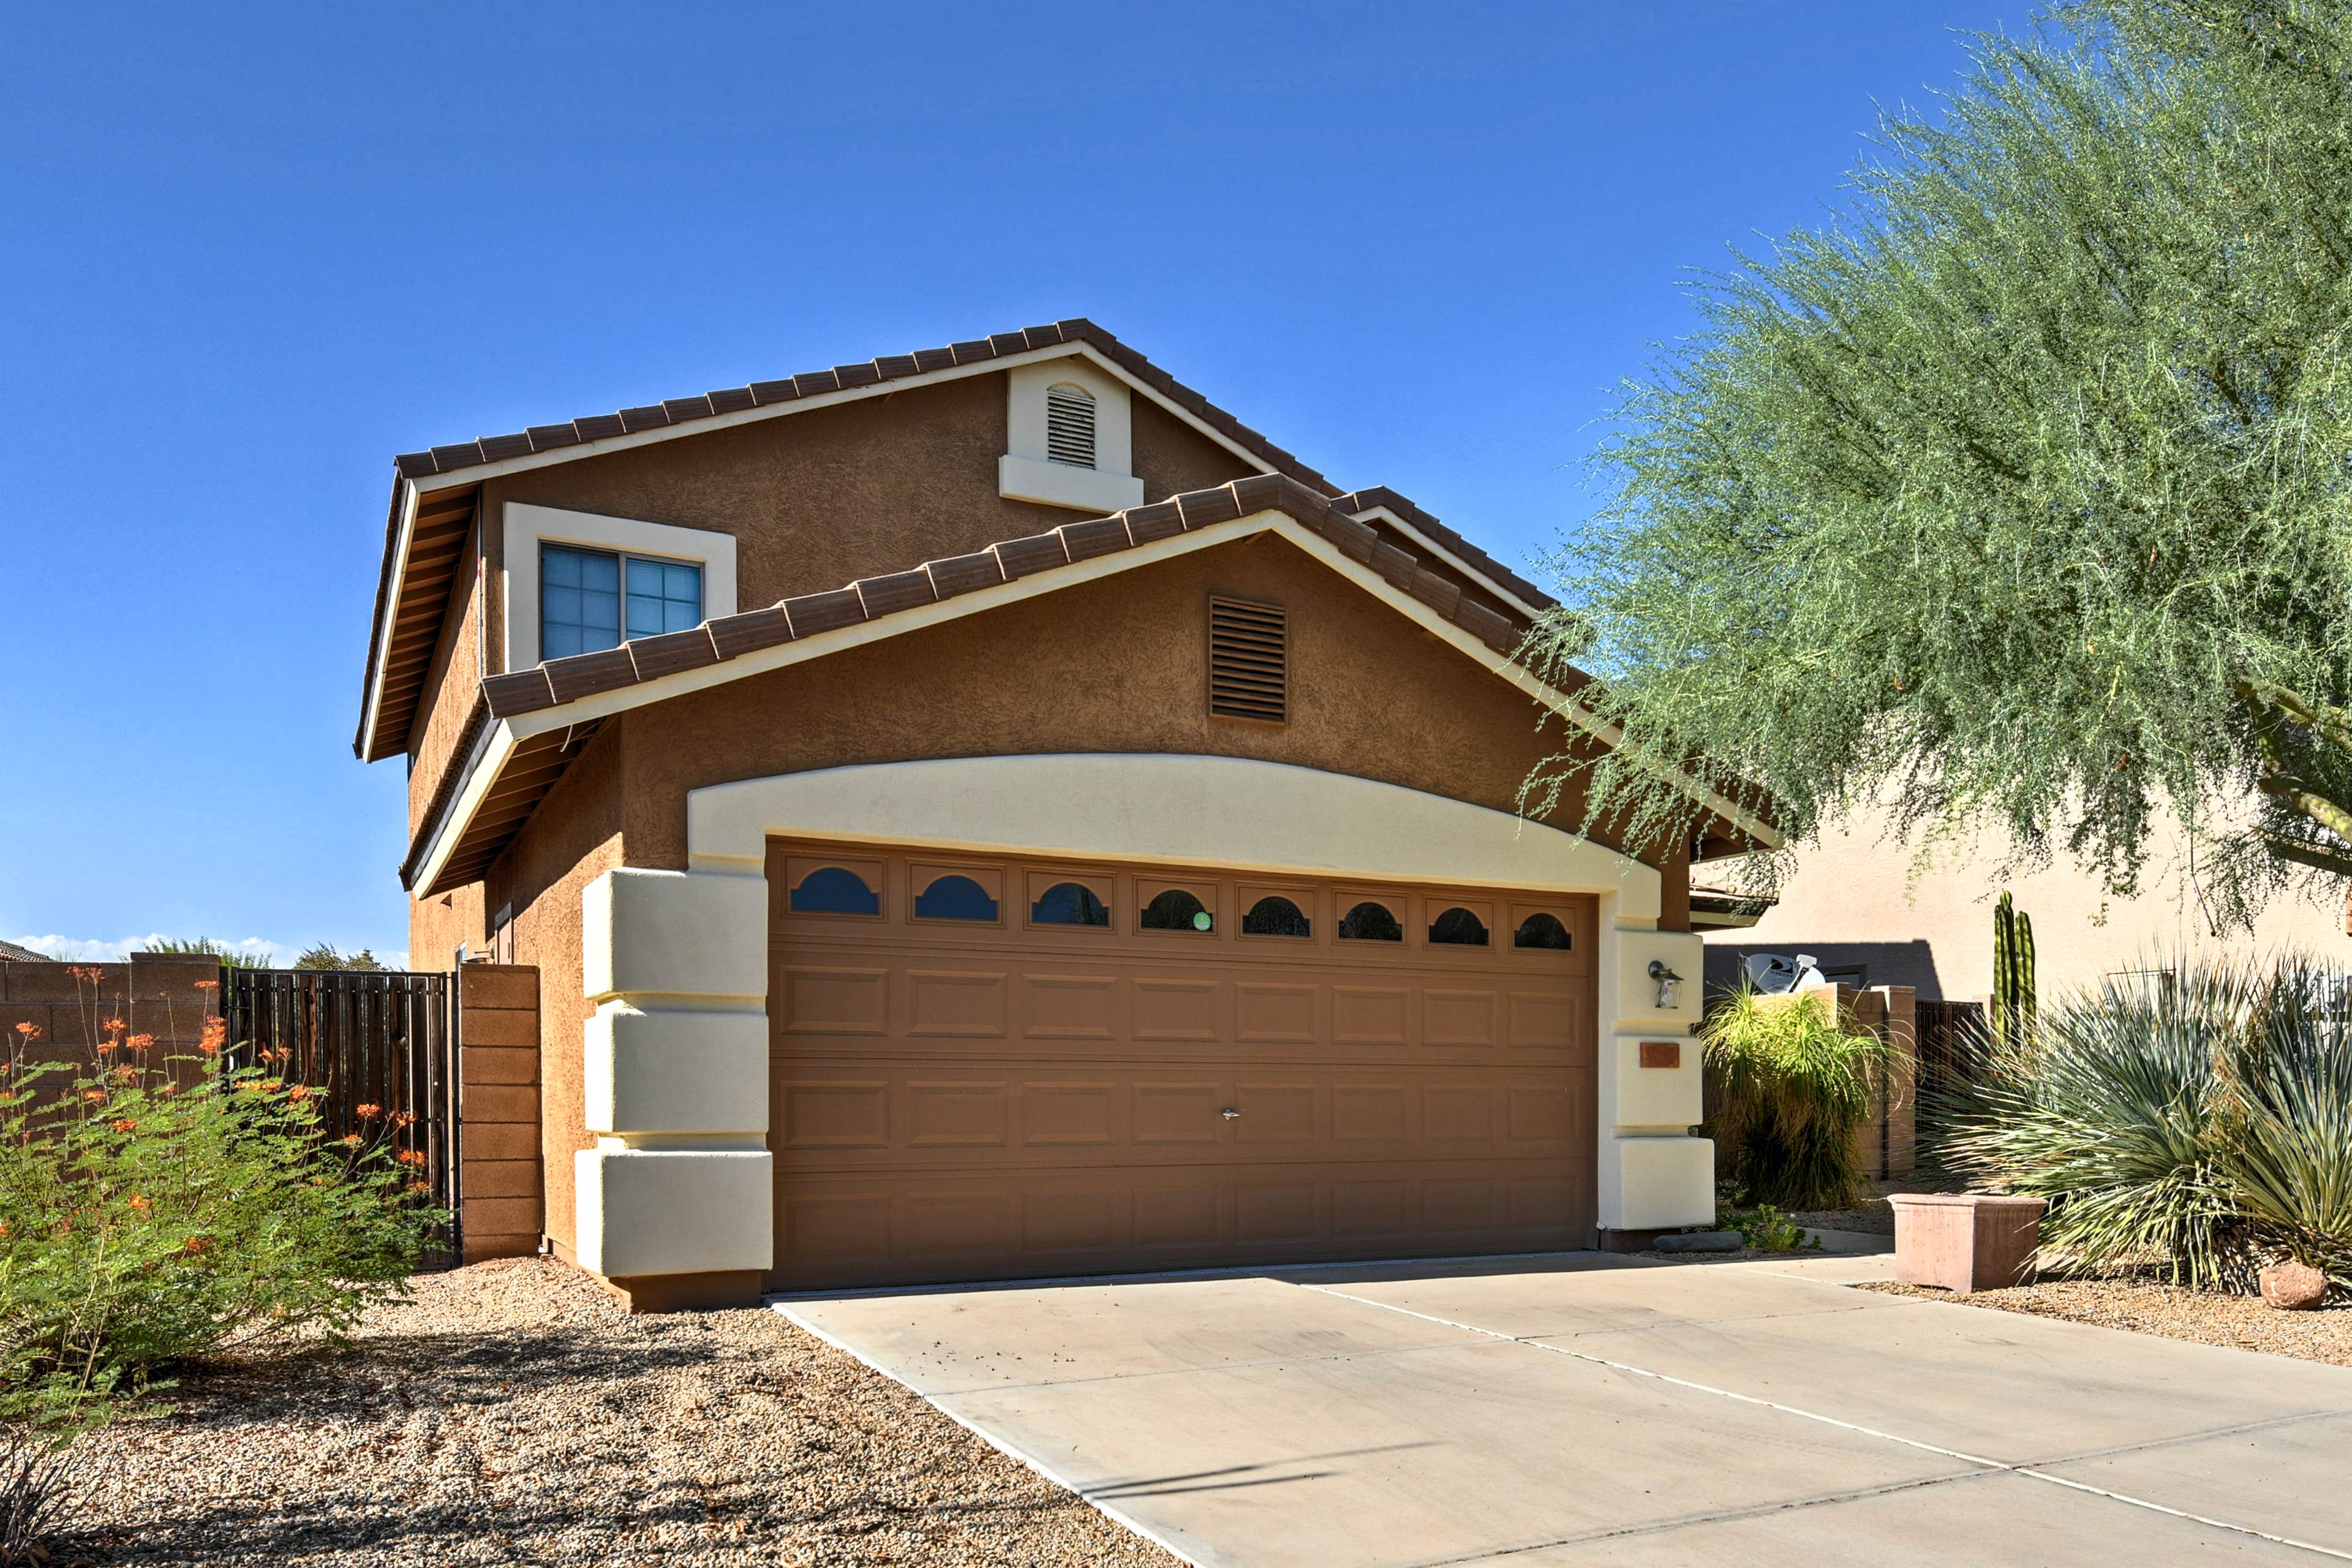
left=502, top=502, right=737, bottom=673
left=999, top=358, right=1144, bottom=513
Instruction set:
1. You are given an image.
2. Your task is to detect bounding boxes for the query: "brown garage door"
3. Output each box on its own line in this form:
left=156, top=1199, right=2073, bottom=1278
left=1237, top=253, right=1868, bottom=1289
left=766, top=839, right=1597, bottom=1291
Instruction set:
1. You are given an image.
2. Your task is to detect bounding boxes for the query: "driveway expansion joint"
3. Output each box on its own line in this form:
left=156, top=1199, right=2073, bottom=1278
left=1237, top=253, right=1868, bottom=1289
left=1295, top=1280, right=2352, bottom=1562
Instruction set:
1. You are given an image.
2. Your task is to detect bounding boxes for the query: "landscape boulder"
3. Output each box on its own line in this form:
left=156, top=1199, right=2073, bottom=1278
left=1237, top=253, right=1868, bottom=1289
left=2259, top=1261, right=2328, bottom=1311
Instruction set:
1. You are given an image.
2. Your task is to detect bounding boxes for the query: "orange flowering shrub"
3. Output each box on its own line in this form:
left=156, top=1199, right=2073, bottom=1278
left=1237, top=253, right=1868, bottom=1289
left=0, top=978, right=436, bottom=1431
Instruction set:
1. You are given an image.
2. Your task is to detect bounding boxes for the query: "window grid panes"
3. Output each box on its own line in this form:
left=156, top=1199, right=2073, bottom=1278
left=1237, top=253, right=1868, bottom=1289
left=541, top=543, right=702, bottom=662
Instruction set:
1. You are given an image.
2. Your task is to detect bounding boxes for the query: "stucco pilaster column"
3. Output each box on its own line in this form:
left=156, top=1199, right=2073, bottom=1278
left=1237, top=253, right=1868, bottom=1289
left=574, top=867, right=773, bottom=1281
left=1595, top=910, right=1713, bottom=1232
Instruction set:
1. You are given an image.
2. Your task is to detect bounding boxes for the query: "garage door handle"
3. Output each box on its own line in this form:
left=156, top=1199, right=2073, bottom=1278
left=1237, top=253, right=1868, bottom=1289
left=1221, top=1107, right=1240, bottom=1120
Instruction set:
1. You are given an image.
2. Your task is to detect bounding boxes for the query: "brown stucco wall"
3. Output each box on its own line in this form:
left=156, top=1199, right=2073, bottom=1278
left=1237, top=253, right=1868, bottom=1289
left=475, top=374, right=1259, bottom=675
left=613, top=530, right=1611, bottom=871
left=478, top=719, right=626, bottom=1254
left=405, top=517, right=481, bottom=837
left=409, top=883, right=484, bottom=976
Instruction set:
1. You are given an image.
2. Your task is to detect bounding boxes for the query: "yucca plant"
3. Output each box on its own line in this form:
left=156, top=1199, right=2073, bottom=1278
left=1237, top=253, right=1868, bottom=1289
left=1703, top=988, right=1892, bottom=1210
left=1940, top=954, right=2352, bottom=1293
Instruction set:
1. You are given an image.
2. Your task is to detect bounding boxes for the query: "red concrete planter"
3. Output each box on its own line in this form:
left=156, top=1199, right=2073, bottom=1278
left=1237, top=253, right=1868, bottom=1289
left=1890, top=1194, right=2047, bottom=1295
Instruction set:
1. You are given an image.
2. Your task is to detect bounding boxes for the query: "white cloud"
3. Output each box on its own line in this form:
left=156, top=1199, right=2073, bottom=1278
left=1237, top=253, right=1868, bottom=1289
left=11, top=937, right=415, bottom=971
left=10, top=934, right=300, bottom=967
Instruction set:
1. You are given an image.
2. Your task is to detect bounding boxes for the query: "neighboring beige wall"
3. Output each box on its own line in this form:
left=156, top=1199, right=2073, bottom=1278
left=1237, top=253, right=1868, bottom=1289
left=1705, top=808, right=2351, bottom=1001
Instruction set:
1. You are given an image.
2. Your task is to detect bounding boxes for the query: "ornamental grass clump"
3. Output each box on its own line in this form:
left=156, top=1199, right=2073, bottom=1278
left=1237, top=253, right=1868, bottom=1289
left=1938, top=954, right=2352, bottom=1294
left=1703, top=988, right=1893, bottom=1210
left=0, top=971, right=437, bottom=1433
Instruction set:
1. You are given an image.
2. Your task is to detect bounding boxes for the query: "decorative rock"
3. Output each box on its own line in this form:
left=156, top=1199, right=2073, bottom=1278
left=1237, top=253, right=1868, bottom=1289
left=1655, top=1230, right=1743, bottom=1254
left=2260, top=1261, right=2328, bottom=1311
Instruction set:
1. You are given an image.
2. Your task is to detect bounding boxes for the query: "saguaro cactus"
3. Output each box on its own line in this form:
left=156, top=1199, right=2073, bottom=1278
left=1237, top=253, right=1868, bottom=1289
left=1992, top=891, right=2037, bottom=1052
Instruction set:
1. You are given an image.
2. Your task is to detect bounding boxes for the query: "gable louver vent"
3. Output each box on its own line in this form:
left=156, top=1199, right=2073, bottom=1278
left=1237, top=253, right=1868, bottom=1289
left=1044, top=382, right=1097, bottom=468
left=1208, top=596, right=1287, bottom=724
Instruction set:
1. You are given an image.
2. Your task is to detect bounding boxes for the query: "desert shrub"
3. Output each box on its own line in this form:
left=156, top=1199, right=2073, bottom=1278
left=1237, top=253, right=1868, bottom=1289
left=0, top=1009, right=435, bottom=1430
left=1939, top=954, right=2352, bottom=1293
left=1716, top=1201, right=1813, bottom=1253
left=1703, top=988, right=1891, bottom=1210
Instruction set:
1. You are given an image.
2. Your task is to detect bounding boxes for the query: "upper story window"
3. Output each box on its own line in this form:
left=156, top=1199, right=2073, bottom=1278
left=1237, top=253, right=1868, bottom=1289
left=540, top=543, right=703, bottom=661
left=1044, top=383, right=1096, bottom=469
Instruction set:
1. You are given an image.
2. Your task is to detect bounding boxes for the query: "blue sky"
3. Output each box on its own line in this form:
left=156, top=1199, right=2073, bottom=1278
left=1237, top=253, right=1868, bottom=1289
left=0, top=2, right=2018, bottom=964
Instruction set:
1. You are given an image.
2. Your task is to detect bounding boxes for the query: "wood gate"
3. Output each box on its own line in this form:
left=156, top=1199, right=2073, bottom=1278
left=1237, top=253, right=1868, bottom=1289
left=221, top=968, right=461, bottom=1269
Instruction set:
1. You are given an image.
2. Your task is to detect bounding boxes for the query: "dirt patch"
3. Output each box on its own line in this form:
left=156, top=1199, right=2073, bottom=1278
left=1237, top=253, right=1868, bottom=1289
left=60, top=1258, right=1178, bottom=1566
left=1788, top=1202, right=1894, bottom=1236
left=1858, top=1277, right=2352, bottom=1369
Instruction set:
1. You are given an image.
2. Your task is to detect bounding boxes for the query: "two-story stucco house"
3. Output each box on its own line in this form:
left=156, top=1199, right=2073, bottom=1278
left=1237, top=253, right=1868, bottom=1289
left=356, top=320, right=1771, bottom=1310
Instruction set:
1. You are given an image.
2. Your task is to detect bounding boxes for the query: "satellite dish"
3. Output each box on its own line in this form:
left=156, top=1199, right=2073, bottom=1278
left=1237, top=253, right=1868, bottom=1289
left=1744, top=952, right=1826, bottom=994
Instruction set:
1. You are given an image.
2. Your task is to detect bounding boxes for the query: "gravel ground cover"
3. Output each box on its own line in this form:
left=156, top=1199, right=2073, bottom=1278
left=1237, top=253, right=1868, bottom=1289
left=1859, top=1278, right=2352, bottom=1368
left=58, top=1258, right=1179, bottom=1567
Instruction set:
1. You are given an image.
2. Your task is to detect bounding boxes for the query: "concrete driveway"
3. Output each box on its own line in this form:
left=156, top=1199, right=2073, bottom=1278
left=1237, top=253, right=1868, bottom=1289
left=775, top=1251, right=2352, bottom=1566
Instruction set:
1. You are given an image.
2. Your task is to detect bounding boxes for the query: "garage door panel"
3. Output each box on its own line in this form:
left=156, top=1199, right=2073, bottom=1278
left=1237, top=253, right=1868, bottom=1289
left=1235, top=982, right=1319, bottom=1044
left=1234, top=1181, right=1320, bottom=1244
left=1019, top=973, right=1121, bottom=1040
left=906, top=1080, right=1011, bottom=1148
left=767, top=839, right=1596, bottom=1289
left=905, top=969, right=1009, bottom=1038
left=1131, top=1181, right=1225, bottom=1250
left=1423, top=987, right=1500, bottom=1047
left=777, top=1079, right=892, bottom=1148
left=777, top=964, right=890, bottom=1035
left=1332, top=1082, right=1411, bottom=1145
left=1134, top=1081, right=1225, bottom=1144
left=1134, top=977, right=1222, bottom=1041
left=1020, top=1080, right=1119, bottom=1146
left=1332, top=985, right=1412, bottom=1046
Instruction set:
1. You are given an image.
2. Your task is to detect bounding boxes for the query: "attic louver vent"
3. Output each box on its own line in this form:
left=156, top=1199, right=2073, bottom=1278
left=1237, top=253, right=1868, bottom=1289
left=1208, top=596, right=1287, bottom=724
left=1045, top=382, right=1096, bottom=469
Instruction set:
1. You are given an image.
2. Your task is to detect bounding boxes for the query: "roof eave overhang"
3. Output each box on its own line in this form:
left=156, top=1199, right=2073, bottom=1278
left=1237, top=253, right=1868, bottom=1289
left=403, top=504, right=1779, bottom=894
left=356, top=338, right=1346, bottom=758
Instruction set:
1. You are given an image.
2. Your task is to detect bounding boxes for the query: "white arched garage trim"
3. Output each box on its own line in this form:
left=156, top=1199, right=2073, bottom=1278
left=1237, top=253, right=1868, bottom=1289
left=575, top=755, right=1711, bottom=1287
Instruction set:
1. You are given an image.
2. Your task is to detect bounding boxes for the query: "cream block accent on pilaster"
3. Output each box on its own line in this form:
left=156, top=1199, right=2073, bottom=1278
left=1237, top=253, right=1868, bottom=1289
left=574, top=1147, right=772, bottom=1278
left=578, top=866, right=773, bottom=1281
left=584, top=1001, right=768, bottom=1137
left=1596, top=923, right=1712, bottom=1230
left=1600, top=1135, right=1717, bottom=1232
left=584, top=867, right=767, bottom=1002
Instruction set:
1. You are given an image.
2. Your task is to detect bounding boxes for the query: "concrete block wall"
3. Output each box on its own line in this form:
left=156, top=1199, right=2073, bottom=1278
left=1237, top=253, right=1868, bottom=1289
left=458, top=964, right=543, bottom=1261
left=1790, top=981, right=1917, bottom=1182
left=0, top=952, right=224, bottom=1080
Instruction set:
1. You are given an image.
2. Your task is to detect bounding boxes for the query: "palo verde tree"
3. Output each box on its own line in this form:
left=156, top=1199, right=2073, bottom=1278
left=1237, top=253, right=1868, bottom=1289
left=1525, top=1, right=2352, bottom=919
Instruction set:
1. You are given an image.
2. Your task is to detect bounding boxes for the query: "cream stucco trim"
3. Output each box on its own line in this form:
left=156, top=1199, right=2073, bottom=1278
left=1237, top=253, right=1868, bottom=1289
left=410, top=505, right=1774, bottom=919
left=685, top=753, right=1663, bottom=902
left=494, top=509, right=1779, bottom=850
left=407, top=717, right=518, bottom=896
left=500, top=502, right=739, bottom=676
left=360, top=481, right=426, bottom=759
left=1000, top=359, right=1142, bottom=512
left=996, top=455, right=1145, bottom=513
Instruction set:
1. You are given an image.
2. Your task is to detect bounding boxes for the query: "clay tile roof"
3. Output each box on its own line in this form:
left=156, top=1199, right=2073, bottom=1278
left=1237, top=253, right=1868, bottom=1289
left=412, top=469, right=1768, bottom=902
left=1331, top=486, right=1553, bottom=611
left=0, top=939, right=51, bottom=963
left=385, top=319, right=1336, bottom=497
left=363, top=321, right=1559, bottom=768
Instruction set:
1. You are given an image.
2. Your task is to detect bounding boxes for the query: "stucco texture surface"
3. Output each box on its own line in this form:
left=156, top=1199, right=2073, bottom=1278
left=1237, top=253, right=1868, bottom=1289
left=475, top=373, right=1254, bottom=673
left=478, top=720, right=626, bottom=1253
left=616, top=530, right=1606, bottom=872
left=1708, top=805, right=2350, bottom=1001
